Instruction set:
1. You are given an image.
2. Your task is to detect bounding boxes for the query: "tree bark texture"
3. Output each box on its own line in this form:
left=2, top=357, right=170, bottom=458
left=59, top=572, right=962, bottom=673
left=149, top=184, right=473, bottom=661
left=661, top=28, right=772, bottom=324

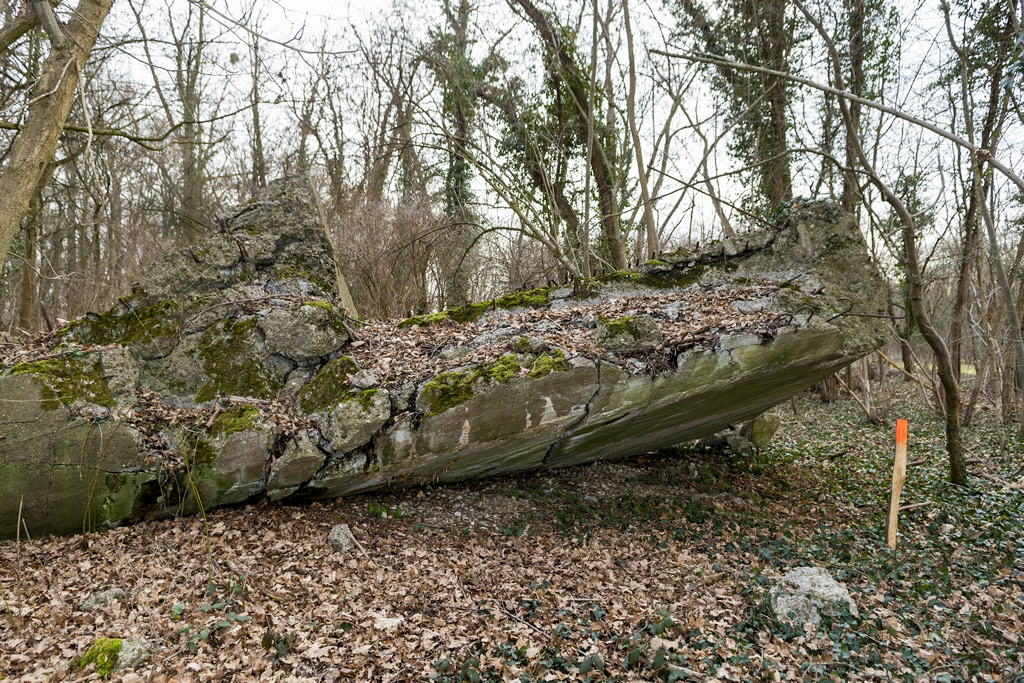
left=0, top=0, right=115, bottom=272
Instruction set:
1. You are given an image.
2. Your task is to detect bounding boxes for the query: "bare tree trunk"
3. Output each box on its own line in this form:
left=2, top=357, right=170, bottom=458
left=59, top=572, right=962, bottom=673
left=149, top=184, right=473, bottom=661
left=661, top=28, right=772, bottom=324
left=795, top=0, right=966, bottom=485
left=622, top=0, right=658, bottom=259
left=16, top=179, right=43, bottom=333
left=509, top=0, right=627, bottom=270
left=249, top=29, right=267, bottom=188
left=842, top=0, right=864, bottom=212
left=0, top=0, right=114, bottom=270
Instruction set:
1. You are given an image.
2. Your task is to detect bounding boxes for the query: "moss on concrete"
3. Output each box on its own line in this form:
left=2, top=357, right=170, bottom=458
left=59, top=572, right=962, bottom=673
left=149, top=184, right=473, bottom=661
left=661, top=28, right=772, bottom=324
left=527, top=349, right=568, bottom=378
left=350, top=388, right=379, bottom=411
left=60, top=299, right=182, bottom=346
left=598, top=315, right=638, bottom=337
left=399, top=288, right=552, bottom=327
left=210, top=405, right=261, bottom=437
left=195, top=317, right=275, bottom=403
left=510, top=335, right=531, bottom=353
left=419, top=354, right=561, bottom=416
left=596, top=269, right=641, bottom=283
left=75, top=637, right=122, bottom=677
left=493, top=287, right=551, bottom=309
left=398, top=311, right=452, bottom=327
left=10, top=355, right=115, bottom=407
left=419, top=369, right=477, bottom=417
left=298, top=356, right=360, bottom=413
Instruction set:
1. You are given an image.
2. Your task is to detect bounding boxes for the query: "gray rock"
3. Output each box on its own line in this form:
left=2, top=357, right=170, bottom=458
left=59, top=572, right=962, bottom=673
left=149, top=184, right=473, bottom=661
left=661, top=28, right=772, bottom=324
left=0, top=182, right=890, bottom=539
left=350, top=369, right=379, bottom=389
left=99, top=348, right=141, bottom=404
left=328, top=523, right=357, bottom=553
left=328, top=389, right=391, bottom=453
left=741, top=413, right=781, bottom=451
left=116, top=637, right=155, bottom=670
left=260, top=304, right=348, bottom=361
left=267, top=433, right=326, bottom=501
left=594, top=314, right=663, bottom=352
left=78, top=588, right=130, bottom=612
left=769, top=566, right=859, bottom=628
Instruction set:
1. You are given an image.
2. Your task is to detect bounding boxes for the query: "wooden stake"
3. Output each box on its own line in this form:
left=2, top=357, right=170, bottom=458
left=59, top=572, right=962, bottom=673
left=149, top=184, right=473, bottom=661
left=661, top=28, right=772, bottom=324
left=886, top=419, right=908, bottom=549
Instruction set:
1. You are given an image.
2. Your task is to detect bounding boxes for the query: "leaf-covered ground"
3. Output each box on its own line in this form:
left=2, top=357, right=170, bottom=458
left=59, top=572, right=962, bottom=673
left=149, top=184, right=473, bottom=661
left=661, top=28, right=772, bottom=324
left=1, top=385, right=1022, bottom=682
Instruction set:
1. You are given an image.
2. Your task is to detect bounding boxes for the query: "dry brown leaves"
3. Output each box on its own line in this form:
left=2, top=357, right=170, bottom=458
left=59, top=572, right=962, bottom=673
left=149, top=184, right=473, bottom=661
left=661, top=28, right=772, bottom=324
left=0, top=454, right=755, bottom=683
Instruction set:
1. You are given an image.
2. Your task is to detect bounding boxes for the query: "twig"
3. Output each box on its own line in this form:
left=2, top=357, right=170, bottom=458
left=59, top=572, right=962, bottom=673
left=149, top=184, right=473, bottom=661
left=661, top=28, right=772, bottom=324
left=349, top=532, right=368, bottom=556
left=835, top=373, right=877, bottom=422
left=495, top=604, right=549, bottom=638
left=898, top=501, right=932, bottom=512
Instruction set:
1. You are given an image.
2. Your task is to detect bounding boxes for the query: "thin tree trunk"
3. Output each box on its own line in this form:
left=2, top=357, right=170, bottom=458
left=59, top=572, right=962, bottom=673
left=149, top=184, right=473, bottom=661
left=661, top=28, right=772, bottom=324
left=0, top=0, right=114, bottom=270
left=622, top=0, right=658, bottom=259
left=794, top=0, right=966, bottom=485
left=509, top=0, right=627, bottom=270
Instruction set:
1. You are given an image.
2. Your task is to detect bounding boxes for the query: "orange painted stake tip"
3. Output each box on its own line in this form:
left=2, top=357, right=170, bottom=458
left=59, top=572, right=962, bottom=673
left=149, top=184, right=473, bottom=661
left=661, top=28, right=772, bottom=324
left=895, top=419, right=908, bottom=445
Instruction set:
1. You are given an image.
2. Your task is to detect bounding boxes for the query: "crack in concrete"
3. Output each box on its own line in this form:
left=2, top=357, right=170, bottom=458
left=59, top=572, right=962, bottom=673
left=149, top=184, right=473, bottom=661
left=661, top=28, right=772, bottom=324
left=542, top=359, right=603, bottom=466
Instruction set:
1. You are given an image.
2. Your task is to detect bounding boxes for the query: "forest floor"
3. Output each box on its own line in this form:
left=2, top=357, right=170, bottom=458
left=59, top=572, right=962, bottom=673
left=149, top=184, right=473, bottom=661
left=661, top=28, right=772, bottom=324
left=1, top=383, right=1022, bottom=682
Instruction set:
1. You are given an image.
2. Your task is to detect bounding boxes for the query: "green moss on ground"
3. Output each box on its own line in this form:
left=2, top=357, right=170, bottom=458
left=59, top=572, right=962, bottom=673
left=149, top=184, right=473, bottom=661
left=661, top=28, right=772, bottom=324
left=75, top=637, right=122, bottom=677
left=10, top=355, right=115, bottom=407
left=298, top=356, right=360, bottom=413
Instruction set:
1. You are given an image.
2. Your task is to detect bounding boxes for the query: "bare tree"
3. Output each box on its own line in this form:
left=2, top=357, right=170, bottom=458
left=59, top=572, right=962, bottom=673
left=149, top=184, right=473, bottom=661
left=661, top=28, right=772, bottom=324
left=0, top=0, right=115, bottom=271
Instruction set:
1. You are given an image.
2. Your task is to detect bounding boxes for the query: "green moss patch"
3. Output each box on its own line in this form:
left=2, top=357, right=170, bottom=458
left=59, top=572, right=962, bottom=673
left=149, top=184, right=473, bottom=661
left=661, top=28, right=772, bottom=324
left=210, top=405, right=262, bottom=437
left=598, top=315, right=638, bottom=337
left=419, top=352, right=569, bottom=416
left=419, top=370, right=478, bottom=417
left=399, top=288, right=552, bottom=327
left=195, top=317, right=275, bottom=403
left=298, top=356, right=360, bottom=413
left=60, top=299, right=182, bottom=346
left=493, top=287, right=551, bottom=309
left=10, top=355, right=115, bottom=407
left=75, top=637, right=122, bottom=677
left=527, top=350, right=569, bottom=378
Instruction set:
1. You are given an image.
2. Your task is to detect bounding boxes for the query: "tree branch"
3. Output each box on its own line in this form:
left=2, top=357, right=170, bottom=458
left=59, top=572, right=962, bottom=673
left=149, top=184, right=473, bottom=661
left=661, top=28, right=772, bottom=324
left=652, top=48, right=1024, bottom=195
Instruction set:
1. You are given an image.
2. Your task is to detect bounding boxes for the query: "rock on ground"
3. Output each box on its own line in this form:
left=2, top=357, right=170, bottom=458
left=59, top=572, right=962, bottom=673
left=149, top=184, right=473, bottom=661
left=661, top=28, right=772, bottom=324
left=769, top=566, right=859, bottom=628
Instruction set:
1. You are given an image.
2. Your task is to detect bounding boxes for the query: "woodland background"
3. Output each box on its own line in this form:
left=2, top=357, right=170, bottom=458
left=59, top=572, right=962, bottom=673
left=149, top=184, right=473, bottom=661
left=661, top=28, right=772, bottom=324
left=1, top=0, right=1024, bottom=484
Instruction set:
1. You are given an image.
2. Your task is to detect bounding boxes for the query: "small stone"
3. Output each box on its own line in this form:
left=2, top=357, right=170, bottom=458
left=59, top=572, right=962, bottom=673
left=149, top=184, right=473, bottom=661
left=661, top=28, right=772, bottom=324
left=328, top=523, right=357, bottom=553
left=116, top=638, right=155, bottom=670
left=78, top=588, right=130, bottom=612
left=594, top=314, right=662, bottom=352
left=350, top=369, right=379, bottom=389
left=769, top=566, right=859, bottom=628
